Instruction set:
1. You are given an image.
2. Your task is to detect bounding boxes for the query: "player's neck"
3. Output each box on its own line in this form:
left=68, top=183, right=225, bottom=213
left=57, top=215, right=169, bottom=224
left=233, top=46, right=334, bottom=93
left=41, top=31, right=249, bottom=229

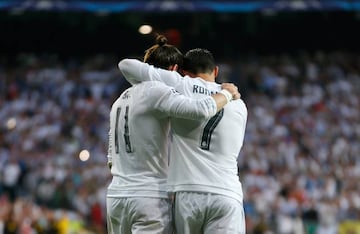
left=183, top=70, right=215, bottom=82
left=196, top=73, right=215, bottom=82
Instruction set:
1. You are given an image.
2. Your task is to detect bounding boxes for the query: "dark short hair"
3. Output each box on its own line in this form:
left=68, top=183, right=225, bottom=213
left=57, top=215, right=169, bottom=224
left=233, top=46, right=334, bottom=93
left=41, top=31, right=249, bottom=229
left=183, top=48, right=216, bottom=74
left=143, top=35, right=183, bottom=70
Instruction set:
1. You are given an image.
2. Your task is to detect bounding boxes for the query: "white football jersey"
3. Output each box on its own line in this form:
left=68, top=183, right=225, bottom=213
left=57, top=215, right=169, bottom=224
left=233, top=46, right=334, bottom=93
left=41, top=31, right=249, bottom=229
left=107, top=80, right=218, bottom=199
left=119, top=59, right=248, bottom=203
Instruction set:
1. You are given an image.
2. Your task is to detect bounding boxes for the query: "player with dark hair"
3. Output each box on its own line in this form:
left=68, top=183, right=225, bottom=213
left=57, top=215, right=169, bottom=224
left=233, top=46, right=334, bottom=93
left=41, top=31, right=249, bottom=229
left=119, top=48, right=247, bottom=233
left=106, top=36, right=240, bottom=234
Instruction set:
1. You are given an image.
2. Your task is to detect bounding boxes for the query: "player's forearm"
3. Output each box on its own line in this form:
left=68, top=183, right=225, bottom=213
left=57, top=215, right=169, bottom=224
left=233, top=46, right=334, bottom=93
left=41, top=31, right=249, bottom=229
left=211, top=89, right=233, bottom=111
left=212, top=93, right=229, bottom=112
left=119, top=58, right=182, bottom=87
left=118, top=59, right=144, bottom=85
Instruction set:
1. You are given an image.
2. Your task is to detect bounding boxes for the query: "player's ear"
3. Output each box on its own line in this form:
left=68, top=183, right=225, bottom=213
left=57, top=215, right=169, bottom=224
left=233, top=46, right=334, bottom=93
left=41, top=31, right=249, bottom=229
left=169, top=64, right=178, bottom=71
left=214, top=66, right=219, bottom=77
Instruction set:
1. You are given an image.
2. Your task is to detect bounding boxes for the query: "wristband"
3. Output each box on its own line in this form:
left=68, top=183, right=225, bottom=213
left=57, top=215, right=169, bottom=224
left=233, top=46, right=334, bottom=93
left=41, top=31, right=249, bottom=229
left=219, top=89, right=233, bottom=103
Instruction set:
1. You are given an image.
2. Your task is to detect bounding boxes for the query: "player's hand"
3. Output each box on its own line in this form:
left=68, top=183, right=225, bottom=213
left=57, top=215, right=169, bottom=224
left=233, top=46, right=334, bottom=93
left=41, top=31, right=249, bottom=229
left=221, top=83, right=241, bottom=100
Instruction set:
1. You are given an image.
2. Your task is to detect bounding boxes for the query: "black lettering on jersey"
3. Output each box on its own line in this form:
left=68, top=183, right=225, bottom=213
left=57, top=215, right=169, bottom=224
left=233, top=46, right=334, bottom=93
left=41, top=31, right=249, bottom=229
left=200, top=109, right=224, bottom=150
left=199, top=86, right=205, bottom=94
left=193, top=85, right=199, bottom=93
left=193, top=85, right=216, bottom=96
left=115, top=105, right=133, bottom=153
left=115, top=107, right=121, bottom=154
left=124, top=106, right=132, bottom=153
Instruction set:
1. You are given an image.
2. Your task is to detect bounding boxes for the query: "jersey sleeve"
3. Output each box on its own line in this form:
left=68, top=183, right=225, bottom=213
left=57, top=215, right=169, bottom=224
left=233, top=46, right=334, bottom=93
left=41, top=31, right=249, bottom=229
left=146, top=81, right=217, bottom=119
left=118, top=58, right=183, bottom=88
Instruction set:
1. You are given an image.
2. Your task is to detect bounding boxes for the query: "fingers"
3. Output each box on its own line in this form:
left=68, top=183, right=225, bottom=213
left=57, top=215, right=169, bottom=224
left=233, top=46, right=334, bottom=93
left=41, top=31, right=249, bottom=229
left=221, top=83, right=241, bottom=100
left=221, top=83, right=237, bottom=94
left=233, top=92, right=241, bottom=100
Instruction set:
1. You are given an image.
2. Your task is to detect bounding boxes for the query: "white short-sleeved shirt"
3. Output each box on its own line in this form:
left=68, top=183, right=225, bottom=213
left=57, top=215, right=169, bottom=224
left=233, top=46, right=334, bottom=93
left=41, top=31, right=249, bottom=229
left=119, top=59, right=248, bottom=203
left=107, top=80, right=217, bottom=199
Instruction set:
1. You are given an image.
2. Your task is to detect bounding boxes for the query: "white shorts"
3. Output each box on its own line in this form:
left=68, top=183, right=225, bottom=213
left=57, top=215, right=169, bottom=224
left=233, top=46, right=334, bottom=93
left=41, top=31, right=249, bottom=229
left=174, top=192, right=245, bottom=234
left=107, top=197, right=173, bottom=234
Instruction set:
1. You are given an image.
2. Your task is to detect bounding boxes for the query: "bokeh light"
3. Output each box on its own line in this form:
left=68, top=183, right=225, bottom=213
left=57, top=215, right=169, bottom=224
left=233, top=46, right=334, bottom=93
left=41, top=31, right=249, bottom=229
left=6, top=117, right=16, bottom=130
left=138, top=24, right=153, bottom=34
left=79, top=149, right=90, bottom=162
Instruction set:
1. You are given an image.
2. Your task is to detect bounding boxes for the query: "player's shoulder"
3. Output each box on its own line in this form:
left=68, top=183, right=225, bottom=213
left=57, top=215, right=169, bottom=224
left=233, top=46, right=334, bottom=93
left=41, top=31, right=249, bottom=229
left=230, top=98, right=248, bottom=113
left=235, top=98, right=247, bottom=107
left=110, top=87, right=133, bottom=110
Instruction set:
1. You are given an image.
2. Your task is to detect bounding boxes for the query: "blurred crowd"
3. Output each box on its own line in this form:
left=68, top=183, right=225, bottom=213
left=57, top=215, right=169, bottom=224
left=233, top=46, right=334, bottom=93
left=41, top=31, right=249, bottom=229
left=0, top=51, right=359, bottom=234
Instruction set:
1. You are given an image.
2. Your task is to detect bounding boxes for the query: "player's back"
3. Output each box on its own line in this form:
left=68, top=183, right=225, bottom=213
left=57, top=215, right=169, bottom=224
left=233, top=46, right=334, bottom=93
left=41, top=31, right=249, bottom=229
left=168, top=78, right=248, bottom=203
left=107, top=81, right=171, bottom=199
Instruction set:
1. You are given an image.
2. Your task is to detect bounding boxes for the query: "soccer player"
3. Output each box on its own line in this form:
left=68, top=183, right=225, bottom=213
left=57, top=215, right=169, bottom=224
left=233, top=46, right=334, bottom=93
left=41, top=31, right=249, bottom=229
left=107, top=36, right=240, bottom=234
left=118, top=48, right=248, bottom=233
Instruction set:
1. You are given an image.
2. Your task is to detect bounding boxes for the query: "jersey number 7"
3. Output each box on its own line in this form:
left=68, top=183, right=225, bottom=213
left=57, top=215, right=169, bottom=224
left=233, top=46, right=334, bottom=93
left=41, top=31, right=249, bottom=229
left=200, top=109, right=224, bottom=150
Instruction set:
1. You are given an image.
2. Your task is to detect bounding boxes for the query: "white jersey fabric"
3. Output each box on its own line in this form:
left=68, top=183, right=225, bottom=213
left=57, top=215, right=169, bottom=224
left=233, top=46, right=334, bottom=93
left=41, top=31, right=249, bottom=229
left=119, top=59, right=248, bottom=203
left=107, top=80, right=218, bottom=199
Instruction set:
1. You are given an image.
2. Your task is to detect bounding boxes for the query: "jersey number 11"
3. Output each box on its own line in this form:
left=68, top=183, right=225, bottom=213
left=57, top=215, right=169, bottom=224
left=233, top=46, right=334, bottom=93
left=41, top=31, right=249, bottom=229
left=115, top=106, right=133, bottom=153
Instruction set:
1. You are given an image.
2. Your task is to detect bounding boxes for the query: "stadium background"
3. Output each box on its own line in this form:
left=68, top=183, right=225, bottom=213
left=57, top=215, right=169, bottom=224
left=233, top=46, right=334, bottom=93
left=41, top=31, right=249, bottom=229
left=1, top=0, right=360, bottom=233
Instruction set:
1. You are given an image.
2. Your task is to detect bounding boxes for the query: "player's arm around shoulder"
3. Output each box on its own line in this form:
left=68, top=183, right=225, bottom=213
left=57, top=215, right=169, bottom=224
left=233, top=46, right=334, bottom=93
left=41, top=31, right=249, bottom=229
left=147, top=81, right=218, bottom=120
left=118, top=58, right=183, bottom=86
